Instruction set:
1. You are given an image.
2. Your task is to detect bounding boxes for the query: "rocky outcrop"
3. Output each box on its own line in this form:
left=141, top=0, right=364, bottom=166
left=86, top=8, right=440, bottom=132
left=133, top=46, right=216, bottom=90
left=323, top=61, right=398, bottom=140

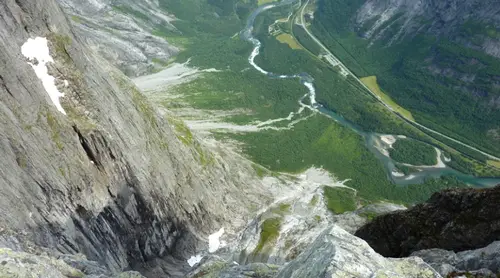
left=274, top=225, right=440, bottom=278
left=187, top=257, right=280, bottom=278
left=0, top=0, right=270, bottom=276
left=0, top=248, right=145, bottom=278
left=355, top=0, right=500, bottom=45
left=355, top=186, right=500, bottom=257
left=57, top=0, right=179, bottom=76
left=187, top=226, right=441, bottom=278
left=412, top=241, right=500, bottom=277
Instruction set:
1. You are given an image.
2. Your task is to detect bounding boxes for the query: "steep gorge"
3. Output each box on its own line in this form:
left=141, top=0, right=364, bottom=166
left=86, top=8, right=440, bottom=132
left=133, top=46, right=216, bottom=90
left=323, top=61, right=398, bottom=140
left=2, top=0, right=500, bottom=277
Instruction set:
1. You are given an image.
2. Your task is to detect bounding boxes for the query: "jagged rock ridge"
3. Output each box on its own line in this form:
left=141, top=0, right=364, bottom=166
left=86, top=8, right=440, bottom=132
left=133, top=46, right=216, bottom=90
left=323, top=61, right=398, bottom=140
left=355, top=186, right=500, bottom=257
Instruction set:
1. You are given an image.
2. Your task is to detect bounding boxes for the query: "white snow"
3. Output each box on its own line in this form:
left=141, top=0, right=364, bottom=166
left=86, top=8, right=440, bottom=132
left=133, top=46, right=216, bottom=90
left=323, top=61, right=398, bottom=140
left=21, top=37, right=66, bottom=114
left=187, top=255, right=203, bottom=267
left=208, top=228, right=225, bottom=253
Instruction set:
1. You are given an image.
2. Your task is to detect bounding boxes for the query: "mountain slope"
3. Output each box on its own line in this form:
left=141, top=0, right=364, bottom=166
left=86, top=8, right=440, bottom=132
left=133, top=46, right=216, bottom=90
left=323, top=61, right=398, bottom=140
left=312, top=0, right=500, bottom=156
left=0, top=0, right=271, bottom=275
left=57, top=0, right=179, bottom=76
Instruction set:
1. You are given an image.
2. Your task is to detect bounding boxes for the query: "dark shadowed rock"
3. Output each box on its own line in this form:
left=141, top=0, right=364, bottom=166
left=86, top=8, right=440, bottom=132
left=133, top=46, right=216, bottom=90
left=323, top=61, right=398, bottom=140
left=411, top=241, right=500, bottom=277
left=355, top=185, right=500, bottom=257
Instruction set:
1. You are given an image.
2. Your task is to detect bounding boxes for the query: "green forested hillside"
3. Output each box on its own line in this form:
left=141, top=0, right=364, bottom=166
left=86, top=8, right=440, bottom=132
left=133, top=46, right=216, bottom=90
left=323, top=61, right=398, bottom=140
left=390, top=139, right=437, bottom=166
left=150, top=0, right=498, bottom=206
left=311, top=0, right=500, bottom=156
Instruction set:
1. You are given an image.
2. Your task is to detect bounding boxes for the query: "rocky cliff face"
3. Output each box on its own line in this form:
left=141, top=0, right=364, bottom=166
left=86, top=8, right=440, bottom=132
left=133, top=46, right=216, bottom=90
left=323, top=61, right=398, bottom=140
left=0, top=0, right=271, bottom=276
left=355, top=0, right=500, bottom=50
left=57, top=0, right=179, bottom=76
left=0, top=248, right=145, bottom=278
left=353, top=0, right=500, bottom=109
left=3, top=0, right=499, bottom=277
left=355, top=186, right=500, bottom=258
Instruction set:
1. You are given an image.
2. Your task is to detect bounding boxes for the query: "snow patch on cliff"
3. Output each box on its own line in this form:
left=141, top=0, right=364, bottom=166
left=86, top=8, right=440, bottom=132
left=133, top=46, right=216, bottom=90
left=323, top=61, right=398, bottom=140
left=21, top=37, right=66, bottom=114
left=187, top=254, right=203, bottom=267
left=209, top=228, right=225, bottom=253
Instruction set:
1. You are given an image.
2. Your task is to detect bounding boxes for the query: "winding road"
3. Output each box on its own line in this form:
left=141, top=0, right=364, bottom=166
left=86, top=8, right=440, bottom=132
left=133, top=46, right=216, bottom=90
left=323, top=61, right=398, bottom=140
left=297, top=0, right=500, bottom=161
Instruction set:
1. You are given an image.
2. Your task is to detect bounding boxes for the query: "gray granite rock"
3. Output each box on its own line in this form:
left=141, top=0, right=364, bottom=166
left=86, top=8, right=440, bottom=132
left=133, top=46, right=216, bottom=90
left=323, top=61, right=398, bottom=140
left=57, top=0, right=179, bottom=76
left=0, top=248, right=146, bottom=278
left=275, top=225, right=441, bottom=278
left=412, top=241, right=500, bottom=277
left=0, top=0, right=271, bottom=276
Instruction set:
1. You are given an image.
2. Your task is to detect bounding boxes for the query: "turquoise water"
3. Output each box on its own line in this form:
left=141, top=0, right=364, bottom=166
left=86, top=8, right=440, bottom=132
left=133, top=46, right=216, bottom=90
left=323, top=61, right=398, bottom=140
left=242, top=0, right=500, bottom=187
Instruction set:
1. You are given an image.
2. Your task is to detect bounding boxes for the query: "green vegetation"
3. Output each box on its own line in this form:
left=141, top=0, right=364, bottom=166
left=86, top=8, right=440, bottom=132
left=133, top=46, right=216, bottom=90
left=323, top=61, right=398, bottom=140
left=488, top=160, right=500, bottom=169
left=58, top=167, right=66, bottom=177
left=155, top=0, right=254, bottom=70
left=276, top=33, right=303, bottom=49
left=252, top=163, right=269, bottom=178
left=309, top=195, right=319, bottom=206
left=112, top=5, right=148, bottom=21
left=271, top=203, right=292, bottom=214
left=70, top=15, right=84, bottom=23
left=48, top=34, right=72, bottom=64
left=131, top=86, right=159, bottom=129
left=166, top=113, right=215, bottom=166
left=167, top=116, right=194, bottom=145
left=292, top=24, right=322, bottom=55
left=146, top=0, right=482, bottom=205
left=46, top=111, right=64, bottom=150
left=395, top=164, right=419, bottom=176
left=254, top=217, right=281, bottom=254
left=258, top=0, right=277, bottom=5
left=360, top=76, right=414, bottom=121
left=311, top=0, right=500, bottom=155
left=15, top=150, right=28, bottom=169
left=252, top=12, right=425, bottom=137
left=229, top=114, right=468, bottom=204
left=358, top=210, right=379, bottom=221
left=389, top=139, right=437, bottom=166
left=279, top=203, right=291, bottom=212
left=151, top=58, right=171, bottom=67
left=166, top=71, right=308, bottom=124
left=323, top=186, right=357, bottom=214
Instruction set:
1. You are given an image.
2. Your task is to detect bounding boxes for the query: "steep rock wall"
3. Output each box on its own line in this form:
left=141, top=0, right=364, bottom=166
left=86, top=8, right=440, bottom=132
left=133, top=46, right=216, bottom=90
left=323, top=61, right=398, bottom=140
left=0, top=0, right=270, bottom=276
left=57, top=0, right=179, bottom=76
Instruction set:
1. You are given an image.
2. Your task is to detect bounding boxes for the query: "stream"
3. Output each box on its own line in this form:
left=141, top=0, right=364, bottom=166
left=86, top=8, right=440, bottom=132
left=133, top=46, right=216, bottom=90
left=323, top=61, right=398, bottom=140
left=241, top=0, right=500, bottom=187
